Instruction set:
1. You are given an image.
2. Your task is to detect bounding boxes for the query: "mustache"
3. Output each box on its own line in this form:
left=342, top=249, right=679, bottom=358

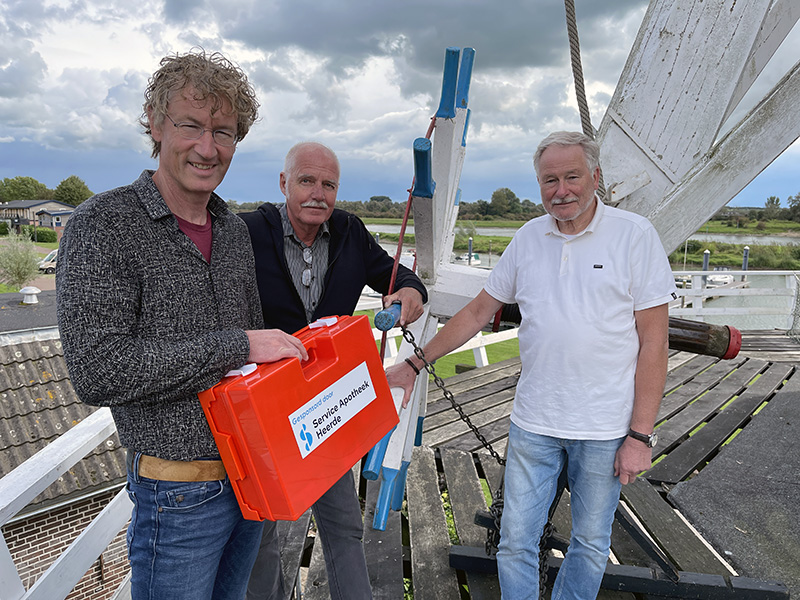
left=300, top=201, right=328, bottom=209
left=550, top=196, right=578, bottom=205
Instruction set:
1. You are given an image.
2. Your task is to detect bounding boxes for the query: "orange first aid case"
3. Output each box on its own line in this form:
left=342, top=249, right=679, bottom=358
left=198, top=315, right=398, bottom=521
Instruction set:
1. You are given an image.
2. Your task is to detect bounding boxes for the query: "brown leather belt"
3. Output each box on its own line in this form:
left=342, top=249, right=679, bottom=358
left=137, top=454, right=227, bottom=482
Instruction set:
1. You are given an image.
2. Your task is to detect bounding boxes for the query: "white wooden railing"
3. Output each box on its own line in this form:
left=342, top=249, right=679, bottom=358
left=669, top=270, right=799, bottom=330
left=0, top=409, right=132, bottom=600
left=3, top=272, right=799, bottom=599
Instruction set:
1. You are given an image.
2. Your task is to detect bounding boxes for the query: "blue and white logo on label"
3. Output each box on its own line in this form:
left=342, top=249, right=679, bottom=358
left=298, top=424, right=314, bottom=452
left=288, top=362, right=377, bottom=458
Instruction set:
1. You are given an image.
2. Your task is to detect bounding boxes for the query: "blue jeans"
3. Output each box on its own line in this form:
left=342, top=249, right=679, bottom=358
left=246, top=469, right=371, bottom=600
left=497, top=423, right=624, bottom=600
left=126, top=452, right=266, bottom=600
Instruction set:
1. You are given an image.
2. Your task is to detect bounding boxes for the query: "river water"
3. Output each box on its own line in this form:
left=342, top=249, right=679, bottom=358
left=370, top=224, right=800, bottom=330
left=368, top=225, right=800, bottom=246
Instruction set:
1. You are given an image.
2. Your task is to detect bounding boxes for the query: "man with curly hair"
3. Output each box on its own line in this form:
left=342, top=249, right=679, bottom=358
left=57, top=49, right=304, bottom=599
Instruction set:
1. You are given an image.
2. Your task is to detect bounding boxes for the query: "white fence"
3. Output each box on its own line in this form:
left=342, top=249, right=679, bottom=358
left=0, top=409, right=131, bottom=600
left=669, top=270, right=798, bottom=331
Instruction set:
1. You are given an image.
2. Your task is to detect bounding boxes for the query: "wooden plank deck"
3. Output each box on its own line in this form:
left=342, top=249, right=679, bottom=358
left=272, top=330, right=800, bottom=599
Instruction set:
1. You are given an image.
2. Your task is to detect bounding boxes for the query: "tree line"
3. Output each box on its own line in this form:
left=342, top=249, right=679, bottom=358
left=715, top=193, right=800, bottom=224
left=8, top=171, right=797, bottom=226
left=227, top=187, right=547, bottom=221
left=0, top=175, right=94, bottom=206
left=5, top=174, right=547, bottom=221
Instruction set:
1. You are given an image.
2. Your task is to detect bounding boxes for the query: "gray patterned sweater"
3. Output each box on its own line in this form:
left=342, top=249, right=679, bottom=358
left=56, top=171, right=261, bottom=460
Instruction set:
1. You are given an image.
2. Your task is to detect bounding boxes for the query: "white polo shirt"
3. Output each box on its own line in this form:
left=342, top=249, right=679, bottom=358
left=484, top=199, right=676, bottom=440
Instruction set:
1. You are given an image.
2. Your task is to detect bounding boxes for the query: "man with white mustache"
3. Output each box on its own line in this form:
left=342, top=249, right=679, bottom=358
left=387, top=131, right=677, bottom=599
left=241, top=141, right=427, bottom=600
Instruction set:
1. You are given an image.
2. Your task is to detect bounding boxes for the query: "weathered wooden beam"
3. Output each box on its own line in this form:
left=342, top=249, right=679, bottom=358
left=0, top=407, right=116, bottom=526
left=597, top=0, right=771, bottom=214
left=723, top=0, right=800, bottom=124
left=448, top=548, right=789, bottom=599
left=25, top=490, right=132, bottom=600
left=648, top=58, right=800, bottom=252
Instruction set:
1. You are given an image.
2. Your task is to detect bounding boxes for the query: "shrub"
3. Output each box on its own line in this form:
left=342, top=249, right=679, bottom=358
left=31, top=228, right=57, bottom=243
left=0, top=234, right=40, bottom=288
left=19, top=225, right=57, bottom=243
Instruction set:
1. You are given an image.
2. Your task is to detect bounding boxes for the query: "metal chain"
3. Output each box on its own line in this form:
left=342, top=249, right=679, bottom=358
left=485, top=484, right=504, bottom=556
left=538, top=520, right=555, bottom=599
left=399, top=326, right=510, bottom=563
left=400, top=327, right=506, bottom=466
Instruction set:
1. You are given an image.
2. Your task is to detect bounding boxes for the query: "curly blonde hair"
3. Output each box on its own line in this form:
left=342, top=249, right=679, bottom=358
left=140, top=48, right=260, bottom=158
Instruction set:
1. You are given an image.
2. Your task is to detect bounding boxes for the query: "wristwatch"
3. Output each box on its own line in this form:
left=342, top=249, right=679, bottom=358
left=628, top=428, right=658, bottom=448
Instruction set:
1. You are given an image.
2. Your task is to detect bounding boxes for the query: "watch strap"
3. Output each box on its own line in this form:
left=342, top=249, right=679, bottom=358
left=628, top=428, right=655, bottom=447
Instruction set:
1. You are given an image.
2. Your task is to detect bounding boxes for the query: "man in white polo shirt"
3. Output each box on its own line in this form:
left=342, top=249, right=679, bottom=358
left=387, top=131, right=677, bottom=599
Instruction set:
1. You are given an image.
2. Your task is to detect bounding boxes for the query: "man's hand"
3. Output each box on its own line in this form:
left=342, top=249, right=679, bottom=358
left=246, top=330, right=308, bottom=363
left=614, top=436, right=652, bottom=485
left=384, top=288, right=424, bottom=326
left=385, top=359, right=420, bottom=408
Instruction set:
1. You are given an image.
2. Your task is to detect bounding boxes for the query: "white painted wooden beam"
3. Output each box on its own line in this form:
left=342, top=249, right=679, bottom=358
left=0, top=408, right=116, bottom=526
left=723, top=0, right=800, bottom=124
left=649, top=58, right=800, bottom=252
left=0, top=537, right=25, bottom=600
left=597, top=0, right=771, bottom=215
left=24, top=490, right=132, bottom=600
left=426, top=263, right=490, bottom=320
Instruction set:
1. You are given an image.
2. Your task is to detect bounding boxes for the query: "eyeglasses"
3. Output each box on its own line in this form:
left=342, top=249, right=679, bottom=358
left=164, top=114, right=238, bottom=147
left=302, top=247, right=313, bottom=287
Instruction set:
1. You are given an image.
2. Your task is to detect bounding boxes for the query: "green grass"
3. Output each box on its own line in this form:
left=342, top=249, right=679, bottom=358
left=373, top=232, right=512, bottom=254
left=357, top=308, right=520, bottom=380
left=33, top=241, right=59, bottom=250
left=697, top=219, right=800, bottom=236
left=441, top=490, right=460, bottom=545
left=425, top=338, right=520, bottom=380
left=669, top=239, right=800, bottom=270
left=361, top=217, right=528, bottom=228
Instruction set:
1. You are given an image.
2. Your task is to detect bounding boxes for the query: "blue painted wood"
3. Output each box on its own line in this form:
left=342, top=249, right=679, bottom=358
left=456, top=47, right=475, bottom=109
left=411, top=137, right=435, bottom=198
left=373, top=466, right=397, bottom=530
left=435, top=47, right=460, bottom=119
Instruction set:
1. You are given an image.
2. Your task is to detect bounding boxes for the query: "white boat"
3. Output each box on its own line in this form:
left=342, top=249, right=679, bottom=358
left=707, top=272, right=735, bottom=288
left=454, top=252, right=480, bottom=265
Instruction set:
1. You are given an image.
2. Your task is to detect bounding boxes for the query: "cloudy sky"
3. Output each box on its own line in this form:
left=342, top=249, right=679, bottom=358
left=1, top=0, right=798, bottom=209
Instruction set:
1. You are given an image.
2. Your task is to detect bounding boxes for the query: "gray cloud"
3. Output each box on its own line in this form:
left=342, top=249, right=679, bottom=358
left=1, top=0, right=794, bottom=209
left=0, top=39, right=47, bottom=99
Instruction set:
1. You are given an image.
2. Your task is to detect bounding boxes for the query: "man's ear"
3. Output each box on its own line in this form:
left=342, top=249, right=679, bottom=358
left=148, top=108, right=163, bottom=143
left=279, top=172, right=288, bottom=196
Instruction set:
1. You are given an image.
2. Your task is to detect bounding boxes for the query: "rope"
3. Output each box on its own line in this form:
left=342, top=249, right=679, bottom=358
left=379, top=116, right=437, bottom=359
left=564, top=0, right=607, bottom=201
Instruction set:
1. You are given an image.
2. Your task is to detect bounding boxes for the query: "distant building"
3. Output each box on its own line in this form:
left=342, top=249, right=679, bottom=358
left=0, top=200, right=74, bottom=228
left=36, top=208, right=74, bottom=238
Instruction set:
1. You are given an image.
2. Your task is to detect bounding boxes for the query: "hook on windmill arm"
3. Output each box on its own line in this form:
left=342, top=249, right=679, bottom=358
left=435, top=47, right=460, bottom=119
left=411, top=138, right=435, bottom=198
left=456, top=47, right=475, bottom=109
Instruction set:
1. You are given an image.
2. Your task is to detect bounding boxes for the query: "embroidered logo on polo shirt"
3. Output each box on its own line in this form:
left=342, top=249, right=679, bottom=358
left=593, top=264, right=603, bottom=269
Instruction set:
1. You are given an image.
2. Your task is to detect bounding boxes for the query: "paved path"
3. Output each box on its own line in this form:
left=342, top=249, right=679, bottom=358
left=27, top=273, right=55, bottom=291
